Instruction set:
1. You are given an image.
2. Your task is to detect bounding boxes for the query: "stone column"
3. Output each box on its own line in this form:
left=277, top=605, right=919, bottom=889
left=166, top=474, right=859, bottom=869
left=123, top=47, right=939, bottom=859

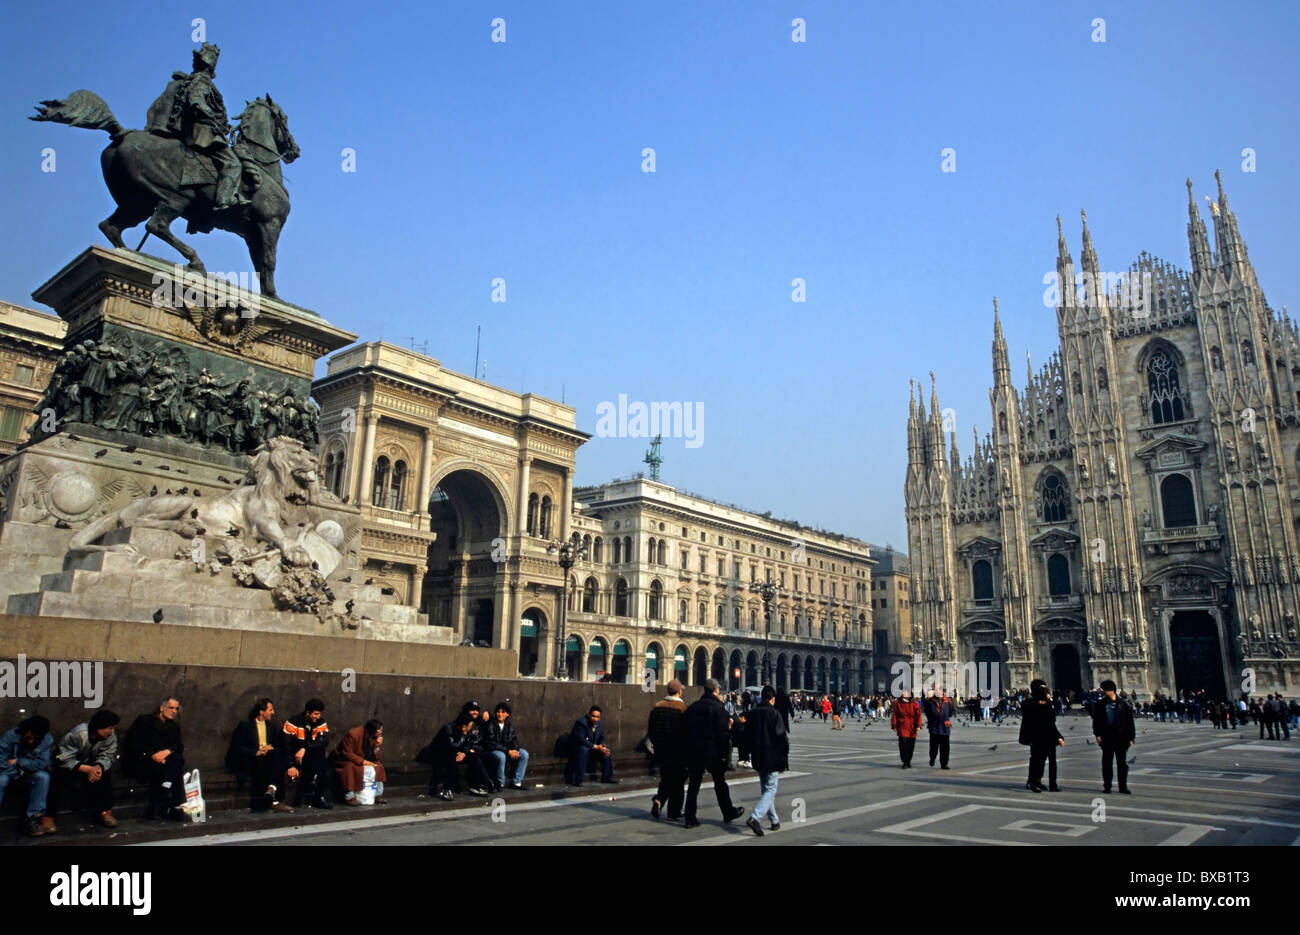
left=493, top=580, right=510, bottom=650
left=412, top=562, right=427, bottom=609
left=561, top=466, right=573, bottom=541
left=517, top=455, right=532, bottom=537
left=417, top=427, right=434, bottom=516
left=356, top=413, right=379, bottom=506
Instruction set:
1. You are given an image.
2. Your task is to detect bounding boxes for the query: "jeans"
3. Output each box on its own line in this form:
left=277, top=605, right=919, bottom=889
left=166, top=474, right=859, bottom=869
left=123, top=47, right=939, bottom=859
left=0, top=769, right=50, bottom=816
left=487, top=749, right=529, bottom=786
left=750, top=771, right=779, bottom=824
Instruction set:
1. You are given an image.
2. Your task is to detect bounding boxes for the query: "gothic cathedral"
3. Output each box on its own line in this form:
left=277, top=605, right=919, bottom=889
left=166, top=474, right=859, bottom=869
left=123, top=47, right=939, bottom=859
left=906, top=174, right=1300, bottom=699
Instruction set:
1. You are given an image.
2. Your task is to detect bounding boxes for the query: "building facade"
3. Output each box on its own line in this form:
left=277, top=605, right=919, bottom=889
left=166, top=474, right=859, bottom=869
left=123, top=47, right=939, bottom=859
left=565, top=477, right=876, bottom=691
left=867, top=545, right=912, bottom=691
left=0, top=301, right=65, bottom=457
left=906, top=175, right=1300, bottom=699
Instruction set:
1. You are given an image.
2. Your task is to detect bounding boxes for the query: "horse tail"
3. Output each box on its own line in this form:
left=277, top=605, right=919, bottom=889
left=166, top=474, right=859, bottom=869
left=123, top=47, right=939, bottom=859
left=30, top=90, right=126, bottom=142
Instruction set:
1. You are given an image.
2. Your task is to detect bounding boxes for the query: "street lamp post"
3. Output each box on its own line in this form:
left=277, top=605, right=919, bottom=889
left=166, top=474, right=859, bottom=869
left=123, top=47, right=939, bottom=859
left=547, top=532, right=589, bottom=680
left=750, top=578, right=784, bottom=686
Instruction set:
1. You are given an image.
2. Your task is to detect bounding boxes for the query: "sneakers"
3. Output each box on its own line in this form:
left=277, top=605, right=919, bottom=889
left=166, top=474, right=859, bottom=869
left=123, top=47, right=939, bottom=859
left=40, top=815, right=56, bottom=835
left=467, top=787, right=490, bottom=797
left=769, top=822, right=781, bottom=832
left=271, top=802, right=294, bottom=813
left=507, top=782, right=524, bottom=790
left=746, top=817, right=764, bottom=837
left=438, top=790, right=455, bottom=801
left=99, top=810, right=118, bottom=828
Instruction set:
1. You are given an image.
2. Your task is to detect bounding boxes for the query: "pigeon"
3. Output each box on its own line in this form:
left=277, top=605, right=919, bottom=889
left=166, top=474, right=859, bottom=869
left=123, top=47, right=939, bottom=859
left=381, top=586, right=395, bottom=596
left=149, top=486, right=158, bottom=496
left=122, top=445, right=137, bottom=453
left=342, top=495, right=349, bottom=504
left=193, top=490, right=201, bottom=497
left=340, top=576, right=351, bottom=583
left=345, top=600, right=355, bottom=613
left=190, top=509, right=199, bottom=519
left=165, top=489, right=172, bottom=496
left=175, top=468, right=188, bottom=475
left=132, top=459, right=142, bottom=465
left=93, top=448, right=108, bottom=458
left=217, top=475, right=231, bottom=484
left=152, top=609, right=164, bottom=623
left=158, top=464, right=170, bottom=471
left=987, top=745, right=998, bottom=751
left=311, top=561, right=319, bottom=570
left=66, top=433, right=81, bottom=441
left=365, top=577, right=374, bottom=585
left=177, top=487, right=188, bottom=495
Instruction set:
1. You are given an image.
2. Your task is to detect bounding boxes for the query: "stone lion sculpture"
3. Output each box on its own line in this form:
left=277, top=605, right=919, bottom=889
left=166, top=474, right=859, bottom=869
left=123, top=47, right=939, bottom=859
left=69, top=435, right=322, bottom=567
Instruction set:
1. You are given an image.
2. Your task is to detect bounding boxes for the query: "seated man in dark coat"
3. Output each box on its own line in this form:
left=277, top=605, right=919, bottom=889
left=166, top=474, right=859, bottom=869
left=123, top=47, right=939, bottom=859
left=565, top=706, right=616, bottom=786
left=226, top=698, right=293, bottom=813
left=125, top=697, right=187, bottom=819
left=429, top=712, right=491, bottom=801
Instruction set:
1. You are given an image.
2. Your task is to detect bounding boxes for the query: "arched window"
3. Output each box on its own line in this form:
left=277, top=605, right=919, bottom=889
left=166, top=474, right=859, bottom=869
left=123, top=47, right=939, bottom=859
left=972, top=560, right=994, bottom=600
left=657, top=540, right=667, bottom=565
left=716, top=604, right=724, bottom=628
left=623, top=536, right=632, bottom=563
left=750, top=609, right=758, bottom=631
left=615, top=579, right=629, bottom=616
left=539, top=496, right=552, bottom=538
left=322, top=450, right=344, bottom=497
left=679, top=599, right=688, bottom=623
left=1047, top=554, right=1070, bottom=595
left=1160, top=474, right=1197, bottom=528
left=582, top=577, right=597, bottom=613
left=593, top=536, right=603, bottom=563
left=699, top=602, right=706, bottom=627
left=371, top=456, right=390, bottom=507
left=1147, top=349, right=1185, bottom=423
left=647, top=537, right=657, bottom=565
left=582, top=534, right=592, bottom=557
left=526, top=493, right=539, bottom=536
left=387, top=460, right=407, bottom=510
left=780, top=613, right=788, bottom=634
left=612, top=537, right=621, bottom=564
left=1040, top=473, right=1071, bottom=523
left=649, top=580, right=663, bottom=620
left=733, top=605, right=740, bottom=628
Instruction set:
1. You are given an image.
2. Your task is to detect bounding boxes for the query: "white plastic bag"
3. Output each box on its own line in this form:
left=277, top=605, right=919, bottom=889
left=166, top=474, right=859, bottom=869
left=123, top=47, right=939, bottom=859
left=357, top=764, right=376, bottom=805
left=181, top=768, right=206, bottom=822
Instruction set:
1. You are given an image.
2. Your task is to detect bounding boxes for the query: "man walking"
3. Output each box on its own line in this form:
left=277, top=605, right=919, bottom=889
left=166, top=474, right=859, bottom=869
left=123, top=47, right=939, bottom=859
left=647, top=679, right=688, bottom=821
left=923, top=689, right=954, bottom=769
left=1091, top=679, right=1135, bottom=794
left=683, top=679, right=744, bottom=828
left=744, top=686, right=789, bottom=836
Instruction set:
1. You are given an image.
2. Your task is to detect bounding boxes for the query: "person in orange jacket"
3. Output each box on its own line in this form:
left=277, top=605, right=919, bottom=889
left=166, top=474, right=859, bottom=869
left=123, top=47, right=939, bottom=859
left=820, top=696, right=832, bottom=723
left=890, top=691, right=923, bottom=768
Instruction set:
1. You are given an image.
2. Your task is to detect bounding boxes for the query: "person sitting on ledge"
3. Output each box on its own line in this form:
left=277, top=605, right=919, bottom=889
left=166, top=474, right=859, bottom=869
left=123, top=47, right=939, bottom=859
left=125, top=697, right=187, bottom=820
left=565, top=705, right=617, bottom=786
left=481, top=702, right=529, bottom=792
left=227, top=698, right=293, bottom=813
left=51, top=709, right=121, bottom=828
left=333, top=719, right=387, bottom=806
left=0, top=715, right=55, bottom=837
left=282, top=698, right=331, bottom=809
left=429, top=712, right=491, bottom=801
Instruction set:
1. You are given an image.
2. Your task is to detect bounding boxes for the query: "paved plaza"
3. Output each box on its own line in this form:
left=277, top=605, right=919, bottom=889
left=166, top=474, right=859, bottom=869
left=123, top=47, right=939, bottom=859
left=156, top=715, right=1300, bottom=847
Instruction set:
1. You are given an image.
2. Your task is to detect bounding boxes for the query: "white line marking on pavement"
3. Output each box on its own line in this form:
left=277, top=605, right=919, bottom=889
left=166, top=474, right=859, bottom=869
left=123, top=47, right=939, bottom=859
left=141, top=773, right=813, bottom=846
left=1002, top=818, right=1095, bottom=837
left=677, top=791, right=947, bottom=846
left=1158, top=825, right=1216, bottom=846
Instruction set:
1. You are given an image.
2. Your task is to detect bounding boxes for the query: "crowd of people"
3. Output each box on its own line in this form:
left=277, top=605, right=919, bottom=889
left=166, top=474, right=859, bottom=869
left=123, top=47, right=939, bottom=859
left=2, top=681, right=1293, bottom=838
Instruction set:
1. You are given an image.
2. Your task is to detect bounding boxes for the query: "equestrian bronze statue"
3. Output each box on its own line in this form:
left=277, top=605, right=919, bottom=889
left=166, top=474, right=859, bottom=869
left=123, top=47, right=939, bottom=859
left=32, top=43, right=300, bottom=297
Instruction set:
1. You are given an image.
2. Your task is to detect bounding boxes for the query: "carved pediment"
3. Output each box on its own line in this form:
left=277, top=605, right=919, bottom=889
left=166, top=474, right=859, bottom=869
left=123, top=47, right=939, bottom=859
left=1134, top=433, right=1206, bottom=466
left=955, top=536, right=1002, bottom=558
left=1030, top=528, right=1081, bottom=552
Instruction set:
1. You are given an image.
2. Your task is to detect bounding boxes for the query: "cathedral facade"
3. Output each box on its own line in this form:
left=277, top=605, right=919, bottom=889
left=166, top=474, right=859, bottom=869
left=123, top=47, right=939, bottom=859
left=906, top=174, right=1300, bottom=700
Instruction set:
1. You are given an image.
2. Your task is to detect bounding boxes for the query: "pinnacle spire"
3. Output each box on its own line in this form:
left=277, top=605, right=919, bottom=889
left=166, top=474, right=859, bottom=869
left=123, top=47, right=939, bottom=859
left=1186, top=177, right=1213, bottom=278
left=992, top=297, right=1010, bottom=384
left=1080, top=209, right=1101, bottom=303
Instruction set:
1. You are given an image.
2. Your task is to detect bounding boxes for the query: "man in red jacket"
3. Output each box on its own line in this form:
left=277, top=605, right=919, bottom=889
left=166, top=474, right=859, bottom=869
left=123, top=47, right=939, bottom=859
left=890, top=691, right=923, bottom=768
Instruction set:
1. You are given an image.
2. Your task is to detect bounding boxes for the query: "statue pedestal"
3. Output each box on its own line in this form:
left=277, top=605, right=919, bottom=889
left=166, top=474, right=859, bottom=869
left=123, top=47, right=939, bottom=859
left=0, top=248, right=430, bottom=640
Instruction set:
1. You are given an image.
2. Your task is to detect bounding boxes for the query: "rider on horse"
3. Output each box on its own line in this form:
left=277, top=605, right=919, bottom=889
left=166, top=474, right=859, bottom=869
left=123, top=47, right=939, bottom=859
left=145, top=43, right=248, bottom=212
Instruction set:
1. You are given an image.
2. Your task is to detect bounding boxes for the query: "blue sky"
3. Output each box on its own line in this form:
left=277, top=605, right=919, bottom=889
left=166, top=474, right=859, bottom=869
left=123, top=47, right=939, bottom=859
left=3, top=1, right=1298, bottom=548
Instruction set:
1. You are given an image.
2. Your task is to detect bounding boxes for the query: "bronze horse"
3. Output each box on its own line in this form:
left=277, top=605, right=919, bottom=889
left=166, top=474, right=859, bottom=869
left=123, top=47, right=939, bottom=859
left=32, top=90, right=299, bottom=297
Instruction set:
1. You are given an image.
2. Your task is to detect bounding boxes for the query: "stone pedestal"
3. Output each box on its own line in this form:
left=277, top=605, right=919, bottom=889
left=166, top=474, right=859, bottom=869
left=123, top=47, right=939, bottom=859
left=0, top=247, right=435, bottom=643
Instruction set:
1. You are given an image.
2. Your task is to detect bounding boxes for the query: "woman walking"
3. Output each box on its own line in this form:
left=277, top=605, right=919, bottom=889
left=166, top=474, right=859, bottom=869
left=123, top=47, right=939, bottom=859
left=891, top=691, right=923, bottom=768
left=1020, top=679, right=1064, bottom=792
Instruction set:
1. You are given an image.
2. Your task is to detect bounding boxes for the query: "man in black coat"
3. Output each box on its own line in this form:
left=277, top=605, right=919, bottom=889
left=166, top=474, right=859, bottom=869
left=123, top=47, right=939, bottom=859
left=226, top=698, right=294, bottom=813
left=125, top=697, right=186, bottom=820
left=742, top=685, right=789, bottom=836
left=481, top=701, right=529, bottom=791
left=429, top=712, right=492, bottom=800
left=566, top=706, right=616, bottom=785
left=647, top=679, right=688, bottom=820
left=683, top=679, right=745, bottom=828
left=1091, top=679, right=1136, bottom=794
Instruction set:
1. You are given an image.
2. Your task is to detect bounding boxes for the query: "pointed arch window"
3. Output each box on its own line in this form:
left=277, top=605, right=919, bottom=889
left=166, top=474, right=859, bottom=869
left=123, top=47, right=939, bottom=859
left=1147, top=349, right=1185, bottom=423
left=1040, top=473, right=1071, bottom=523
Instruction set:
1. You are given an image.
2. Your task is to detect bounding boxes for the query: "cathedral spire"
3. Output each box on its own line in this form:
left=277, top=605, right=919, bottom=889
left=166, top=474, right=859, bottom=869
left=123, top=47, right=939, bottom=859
left=1211, top=169, right=1251, bottom=282
left=1186, top=178, right=1213, bottom=280
left=1055, top=214, right=1076, bottom=309
left=1080, top=209, right=1102, bottom=306
left=992, top=297, right=1011, bottom=386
